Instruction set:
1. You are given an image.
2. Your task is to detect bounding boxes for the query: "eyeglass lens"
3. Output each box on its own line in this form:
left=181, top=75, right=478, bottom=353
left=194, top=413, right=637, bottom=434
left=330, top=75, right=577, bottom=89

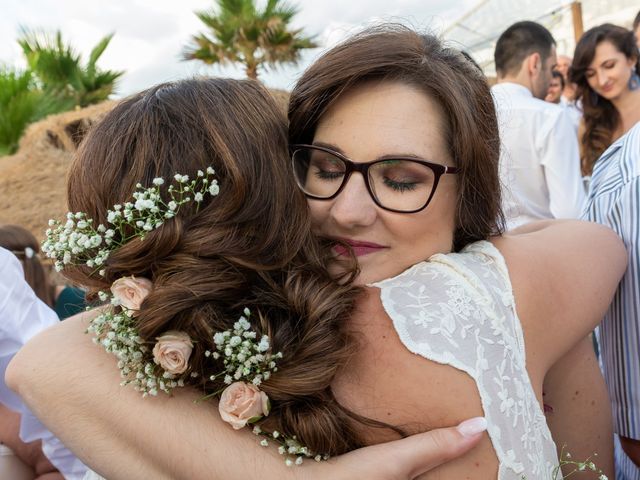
left=292, top=147, right=436, bottom=212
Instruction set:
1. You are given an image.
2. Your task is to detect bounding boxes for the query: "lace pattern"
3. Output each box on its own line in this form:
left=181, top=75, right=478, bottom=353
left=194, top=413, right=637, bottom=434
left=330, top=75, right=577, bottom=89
left=372, top=240, right=558, bottom=479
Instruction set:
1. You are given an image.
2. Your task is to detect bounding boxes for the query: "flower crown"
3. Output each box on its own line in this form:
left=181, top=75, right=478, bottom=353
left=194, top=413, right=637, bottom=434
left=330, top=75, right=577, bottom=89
left=42, top=169, right=321, bottom=465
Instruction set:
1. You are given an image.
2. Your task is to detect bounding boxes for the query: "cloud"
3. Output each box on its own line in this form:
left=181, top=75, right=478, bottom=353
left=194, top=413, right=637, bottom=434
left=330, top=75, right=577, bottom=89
left=0, top=0, right=473, bottom=95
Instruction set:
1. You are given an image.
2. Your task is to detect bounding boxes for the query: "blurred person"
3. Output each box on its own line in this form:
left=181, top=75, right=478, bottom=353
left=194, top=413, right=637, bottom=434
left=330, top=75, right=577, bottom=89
left=0, top=225, right=86, bottom=320
left=570, top=24, right=640, bottom=177
left=545, top=70, right=565, bottom=103
left=574, top=23, right=640, bottom=479
left=492, top=21, right=585, bottom=229
left=556, top=54, right=578, bottom=101
left=0, top=247, right=87, bottom=479
left=554, top=55, right=583, bottom=132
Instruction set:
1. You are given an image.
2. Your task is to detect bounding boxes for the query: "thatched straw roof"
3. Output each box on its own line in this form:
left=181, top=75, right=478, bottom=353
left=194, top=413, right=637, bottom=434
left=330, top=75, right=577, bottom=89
left=0, top=88, right=289, bottom=241
left=0, top=102, right=116, bottom=240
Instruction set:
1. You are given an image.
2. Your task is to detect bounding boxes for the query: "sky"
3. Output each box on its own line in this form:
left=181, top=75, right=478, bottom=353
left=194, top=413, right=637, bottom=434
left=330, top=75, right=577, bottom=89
left=0, top=0, right=476, bottom=96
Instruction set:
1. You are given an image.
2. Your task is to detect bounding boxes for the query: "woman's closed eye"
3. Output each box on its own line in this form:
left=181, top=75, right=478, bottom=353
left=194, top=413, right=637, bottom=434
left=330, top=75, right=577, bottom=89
left=373, top=162, right=433, bottom=193
left=382, top=176, right=419, bottom=192
left=311, top=157, right=345, bottom=181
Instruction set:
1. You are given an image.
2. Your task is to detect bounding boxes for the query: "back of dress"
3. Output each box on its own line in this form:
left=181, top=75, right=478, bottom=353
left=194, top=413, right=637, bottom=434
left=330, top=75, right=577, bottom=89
left=373, top=240, right=558, bottom=479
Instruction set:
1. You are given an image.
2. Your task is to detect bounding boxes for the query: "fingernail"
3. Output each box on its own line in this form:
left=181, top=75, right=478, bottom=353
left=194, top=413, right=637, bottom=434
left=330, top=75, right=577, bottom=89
left=456, top=417, right=487, bottom=437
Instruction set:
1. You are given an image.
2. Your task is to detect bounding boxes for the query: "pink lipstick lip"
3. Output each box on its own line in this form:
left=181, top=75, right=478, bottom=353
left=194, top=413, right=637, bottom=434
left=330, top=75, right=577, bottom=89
left=332, top=238, right=388, bottom=257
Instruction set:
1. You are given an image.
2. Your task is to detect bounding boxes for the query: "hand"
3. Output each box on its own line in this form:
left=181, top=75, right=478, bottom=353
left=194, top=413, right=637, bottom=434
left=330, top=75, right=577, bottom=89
left=305, top=417, right=487, bottom=480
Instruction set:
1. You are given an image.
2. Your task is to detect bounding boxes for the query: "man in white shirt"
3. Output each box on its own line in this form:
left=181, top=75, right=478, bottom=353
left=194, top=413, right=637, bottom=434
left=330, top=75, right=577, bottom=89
left=0, top=247, right=87, bottom=479
left=492, top=21, right=586, bottom=228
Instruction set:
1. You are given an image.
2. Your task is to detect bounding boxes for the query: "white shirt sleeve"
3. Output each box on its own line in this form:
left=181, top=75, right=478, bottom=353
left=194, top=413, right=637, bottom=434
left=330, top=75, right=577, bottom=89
left=0, top=248, right=87, bottom=479
left=538, top=108, right=586, bottom=219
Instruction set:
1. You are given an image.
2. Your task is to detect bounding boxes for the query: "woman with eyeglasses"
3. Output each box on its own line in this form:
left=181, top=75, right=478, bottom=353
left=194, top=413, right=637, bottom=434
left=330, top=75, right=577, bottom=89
left=9, top=25, right=623, bottom=479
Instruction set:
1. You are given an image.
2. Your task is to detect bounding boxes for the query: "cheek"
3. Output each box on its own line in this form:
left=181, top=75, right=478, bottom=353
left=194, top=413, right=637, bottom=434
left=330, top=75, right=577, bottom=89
left=307, top=200, right=330, bottom=230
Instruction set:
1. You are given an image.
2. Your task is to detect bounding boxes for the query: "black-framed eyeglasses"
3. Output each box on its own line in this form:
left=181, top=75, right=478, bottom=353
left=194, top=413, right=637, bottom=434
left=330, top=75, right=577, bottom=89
left=291, top=144, right=459, bottom=214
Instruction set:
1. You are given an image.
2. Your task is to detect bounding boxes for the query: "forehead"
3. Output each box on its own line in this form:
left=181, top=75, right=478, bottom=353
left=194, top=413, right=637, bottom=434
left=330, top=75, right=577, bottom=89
left=314, top=81, right=451, bottom=162
left=590, top=40, right=625, bottom=66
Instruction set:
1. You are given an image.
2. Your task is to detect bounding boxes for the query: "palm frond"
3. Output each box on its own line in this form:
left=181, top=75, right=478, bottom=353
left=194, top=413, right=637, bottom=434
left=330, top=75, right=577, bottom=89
left=183, top=0, right=315, bottom=80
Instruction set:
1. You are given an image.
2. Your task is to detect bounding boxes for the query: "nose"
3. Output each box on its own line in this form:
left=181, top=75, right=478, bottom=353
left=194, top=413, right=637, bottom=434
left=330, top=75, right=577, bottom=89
left=329, top=172, right=378, bottom=228
left=596, top=69, right=608, bottom=87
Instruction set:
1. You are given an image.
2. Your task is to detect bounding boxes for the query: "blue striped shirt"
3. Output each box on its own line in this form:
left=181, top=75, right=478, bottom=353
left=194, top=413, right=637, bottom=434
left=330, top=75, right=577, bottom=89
left=582, top=121, right=640, bottom=441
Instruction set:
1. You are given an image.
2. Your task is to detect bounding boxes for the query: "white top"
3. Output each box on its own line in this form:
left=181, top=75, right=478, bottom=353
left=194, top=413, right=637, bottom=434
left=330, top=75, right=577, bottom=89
left=373, top=241, right=558, bottom=479
left=492, top=82, right=586, bottom=229
left=0, top=247, right=87, bottom=480
left=559, top=96, right=583, bottom=133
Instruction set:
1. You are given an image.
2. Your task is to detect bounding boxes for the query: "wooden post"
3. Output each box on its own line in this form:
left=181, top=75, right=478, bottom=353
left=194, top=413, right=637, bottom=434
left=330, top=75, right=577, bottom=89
left=571, top=1, right=584, bottom=43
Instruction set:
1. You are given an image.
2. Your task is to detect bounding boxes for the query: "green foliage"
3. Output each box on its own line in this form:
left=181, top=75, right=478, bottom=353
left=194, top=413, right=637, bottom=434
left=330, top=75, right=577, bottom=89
left=0, top=28, right=124, bottom=156
left=183, top=0, right=317, bottom=80
left=0, top=67, right=72, bottom=155
left=18, top=28, right=124, bottom=108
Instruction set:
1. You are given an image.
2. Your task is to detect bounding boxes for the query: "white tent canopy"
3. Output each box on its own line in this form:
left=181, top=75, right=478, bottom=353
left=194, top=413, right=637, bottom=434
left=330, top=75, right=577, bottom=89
left=443, top=0, right=639, bottom=75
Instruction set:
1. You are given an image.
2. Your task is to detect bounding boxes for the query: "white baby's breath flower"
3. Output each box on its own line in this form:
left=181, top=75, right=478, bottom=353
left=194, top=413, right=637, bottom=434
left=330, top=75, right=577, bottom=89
left=152, top=177, right=164, bottom=185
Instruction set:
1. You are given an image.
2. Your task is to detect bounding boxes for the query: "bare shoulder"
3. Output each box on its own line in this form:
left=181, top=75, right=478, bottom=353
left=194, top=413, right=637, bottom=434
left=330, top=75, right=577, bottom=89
left=489, top=220, right=626, bottom=374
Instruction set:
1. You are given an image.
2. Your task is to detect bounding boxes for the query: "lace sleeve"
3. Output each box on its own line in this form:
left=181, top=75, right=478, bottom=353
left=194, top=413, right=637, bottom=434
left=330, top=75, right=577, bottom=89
left=371, top=241, right=557, bottom=479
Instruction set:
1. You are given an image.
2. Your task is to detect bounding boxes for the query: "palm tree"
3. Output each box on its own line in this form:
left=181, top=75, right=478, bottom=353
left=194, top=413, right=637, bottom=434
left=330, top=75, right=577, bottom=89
left=183, top=0, right=316, bottom=80
left=18, top=28, right=124, bottom=108
left=0, top=67, right=71, bottom=155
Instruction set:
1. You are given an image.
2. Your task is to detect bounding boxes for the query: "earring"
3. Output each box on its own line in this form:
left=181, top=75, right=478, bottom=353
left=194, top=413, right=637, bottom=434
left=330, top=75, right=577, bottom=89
left=629, top=70, right=640, bottom=91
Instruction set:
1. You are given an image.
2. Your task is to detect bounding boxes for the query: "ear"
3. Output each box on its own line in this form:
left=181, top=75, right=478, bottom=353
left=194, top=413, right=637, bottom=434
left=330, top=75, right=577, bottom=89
left=528, top=52, right=541, bottom=75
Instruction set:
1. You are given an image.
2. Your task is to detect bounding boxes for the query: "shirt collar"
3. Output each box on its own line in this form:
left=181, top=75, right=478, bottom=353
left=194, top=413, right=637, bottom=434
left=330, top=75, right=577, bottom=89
left=492, top=82, right=534, bottom=98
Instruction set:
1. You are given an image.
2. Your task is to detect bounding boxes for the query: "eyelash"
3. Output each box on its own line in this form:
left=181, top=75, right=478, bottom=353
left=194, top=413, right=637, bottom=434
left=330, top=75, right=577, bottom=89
left=383, top=177, right=418, bottom=192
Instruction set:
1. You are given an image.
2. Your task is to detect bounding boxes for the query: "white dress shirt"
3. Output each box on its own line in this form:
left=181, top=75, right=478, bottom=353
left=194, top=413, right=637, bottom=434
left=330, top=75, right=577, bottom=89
left=492, top=82, right=586, bottom=229
left=0, top=247, right=87, bottom=479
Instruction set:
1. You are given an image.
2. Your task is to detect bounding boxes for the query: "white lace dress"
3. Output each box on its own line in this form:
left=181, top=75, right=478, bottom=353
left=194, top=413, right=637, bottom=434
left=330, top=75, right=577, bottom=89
left=372, top=240, right=559, bottom=479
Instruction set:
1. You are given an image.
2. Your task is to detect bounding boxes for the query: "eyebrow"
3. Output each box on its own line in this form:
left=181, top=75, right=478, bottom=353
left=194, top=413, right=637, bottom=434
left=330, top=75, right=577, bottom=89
left=311, top=141, right=435, bottom=162
left=587, top=58, right=618, bottom=71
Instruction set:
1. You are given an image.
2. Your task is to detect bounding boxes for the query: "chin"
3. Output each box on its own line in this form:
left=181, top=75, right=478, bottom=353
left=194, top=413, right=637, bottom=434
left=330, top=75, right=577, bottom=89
left=597, top=85, right=624, bottom=101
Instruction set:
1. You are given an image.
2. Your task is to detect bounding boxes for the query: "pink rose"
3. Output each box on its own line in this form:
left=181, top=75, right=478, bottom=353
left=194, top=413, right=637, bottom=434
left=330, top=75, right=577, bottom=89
left=219, top=382, right=270, bottom=430
left=110, top=276, right=153, bottom=312
left=152, top=331, right=193, bottom=375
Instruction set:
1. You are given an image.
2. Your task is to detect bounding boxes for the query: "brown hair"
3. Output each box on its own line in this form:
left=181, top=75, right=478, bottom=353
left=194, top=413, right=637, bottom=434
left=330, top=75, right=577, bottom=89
left=0, top=224, right=56, bottom=307
left=289, top=25, right=505, bottom=251
left=570, top=24, right=640, bottom=175
left=62, top=77, right=395, bottom=455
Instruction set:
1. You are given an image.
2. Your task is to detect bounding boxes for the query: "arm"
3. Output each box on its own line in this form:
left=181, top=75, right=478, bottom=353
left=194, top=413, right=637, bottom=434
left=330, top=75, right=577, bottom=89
left=540, top=109, right=586, bottom=219
left=0, top=404, right=64, bottom=480
left=543, top=336, right=614, bottom=478
left=0, top=249, right=86, bottom=479
left=496, top=220, right=622, bottom=478
left=7, top=312, right=484, bottom=480
left=493, top=219, right=626, bottom=376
